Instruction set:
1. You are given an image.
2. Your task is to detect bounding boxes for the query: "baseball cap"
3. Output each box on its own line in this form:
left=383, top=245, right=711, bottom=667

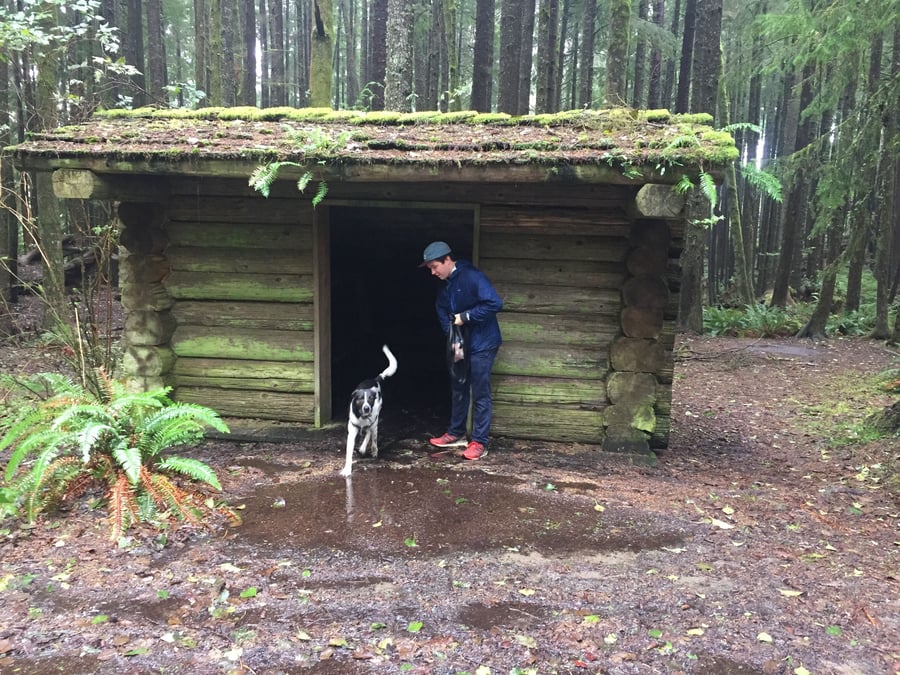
left=419, top=241, right=452, bottom=266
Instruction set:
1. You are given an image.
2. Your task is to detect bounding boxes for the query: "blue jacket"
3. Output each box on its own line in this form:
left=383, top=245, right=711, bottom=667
left=435, top=260, right=503, bottom=353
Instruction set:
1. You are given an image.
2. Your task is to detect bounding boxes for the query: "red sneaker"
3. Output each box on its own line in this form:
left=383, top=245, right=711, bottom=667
left=463, top=441, right=487, bottom=460
left=429, top=433, right=465, bottom=448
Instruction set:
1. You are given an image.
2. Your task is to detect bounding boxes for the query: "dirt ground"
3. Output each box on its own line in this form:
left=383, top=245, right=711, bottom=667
left=0, top=296, right=898, bottom=674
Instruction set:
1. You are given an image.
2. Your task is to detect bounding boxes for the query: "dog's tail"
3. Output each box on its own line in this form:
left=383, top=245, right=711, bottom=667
left=378, top=344, right=398, bottom=381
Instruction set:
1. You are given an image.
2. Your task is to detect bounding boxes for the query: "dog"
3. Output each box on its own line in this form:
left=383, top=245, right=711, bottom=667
left=340, top=345, right=398, bottom=477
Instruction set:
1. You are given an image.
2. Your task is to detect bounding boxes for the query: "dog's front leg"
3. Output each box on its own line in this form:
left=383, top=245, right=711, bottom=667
left=370, top=421, right=379, bottom=458
left=341, top=423, right=357, bottom=477
left=358, top=428, right=372, bottom=456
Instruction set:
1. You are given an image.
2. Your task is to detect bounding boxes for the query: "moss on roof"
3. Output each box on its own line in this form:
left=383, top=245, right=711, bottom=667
left=10, top=106, right=738, bottom=179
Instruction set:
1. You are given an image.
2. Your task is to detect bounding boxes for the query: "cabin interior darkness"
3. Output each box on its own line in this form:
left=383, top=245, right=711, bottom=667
left=329, top=206, right=474, bottom=433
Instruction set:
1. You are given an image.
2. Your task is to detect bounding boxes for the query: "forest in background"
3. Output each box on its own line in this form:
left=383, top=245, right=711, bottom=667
left=0, top=0, right=898, bottom=343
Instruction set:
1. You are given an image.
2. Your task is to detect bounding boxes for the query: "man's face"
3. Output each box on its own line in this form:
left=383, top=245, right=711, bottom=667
left=425, top=257, right=455, bottom=280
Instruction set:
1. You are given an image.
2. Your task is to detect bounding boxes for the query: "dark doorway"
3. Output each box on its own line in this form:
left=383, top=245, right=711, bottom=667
left=329, top=205, right=474, bottom=436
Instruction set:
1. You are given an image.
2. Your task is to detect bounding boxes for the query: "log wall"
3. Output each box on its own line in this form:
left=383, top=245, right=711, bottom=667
left=117, top=177, right=682, bottom=451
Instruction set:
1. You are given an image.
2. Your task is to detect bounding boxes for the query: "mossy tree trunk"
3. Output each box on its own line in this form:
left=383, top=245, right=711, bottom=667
left=310, top=0, right=334, bottom=107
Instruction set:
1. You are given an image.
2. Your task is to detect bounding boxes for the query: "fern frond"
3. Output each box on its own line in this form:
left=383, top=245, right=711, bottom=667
left=4, top=429, right=65, bottom=481
left=312, top=181, right=328, bottom=208
left=143, top=470, right=201, bottom=524
left=699, top=171, right=718, bottom=207
left=738, top=163, right=784, bottom=203
left=107, top=471, right=139, bottom=541
left=76, top=422, right=115, bottom=463
left=297, top=171, right=312, bottom=192
left=112, top=443, right=143, bottom=485
left=157, top=456, right=222, bottom=490
left=249, top=164, right=278, bottom=197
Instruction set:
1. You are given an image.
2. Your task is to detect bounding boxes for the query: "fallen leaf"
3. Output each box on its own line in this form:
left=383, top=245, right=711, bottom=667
left=757, top=632, right=773, bottom=643
left=519, top=588, right=536, bottom=596
left=709, top=518, right=734, bottom=530
left=686, top=628, right=704, bottom=636
left=778, top=588, right=803, bottom=597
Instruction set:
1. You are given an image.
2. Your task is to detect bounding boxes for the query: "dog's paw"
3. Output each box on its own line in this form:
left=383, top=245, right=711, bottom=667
left=339, top=465, right=352, bottom=478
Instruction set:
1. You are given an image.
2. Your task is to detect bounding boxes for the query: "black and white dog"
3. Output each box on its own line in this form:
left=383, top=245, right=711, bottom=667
left=340, top=345, right=398, bottom=477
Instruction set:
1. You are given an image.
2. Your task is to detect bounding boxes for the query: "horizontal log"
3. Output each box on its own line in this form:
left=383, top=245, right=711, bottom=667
left=174, top=387, right=315, bottom=423
left=52, top=169, right=169, bottom=201
left=496, top=282, right=621, bottom=316
left=120, top=281, right=174, bottom=312
left=171, top=326, right=313, bottom=361
left=482, top=231, right=629, bottom=263
left=621, top=305, right=664, bottom=339
left=124, top=310, right=176, bottom=346
left=604, top=402, right=656, bottom=433
left=610, top=338, right=667, bottom=373
left=481, top=258, right=626, bottom=289
left=492, top=403, right=604, bottom=443
left=174, top=375, right=312, bottom=393
left=626, top=245, right=669, bottom=277
left=622, top=275, right=670, bottom=309
left=174, top=357, right=314, bottom=381
left=167, top=246, right=313, bottom=275
left=493, top=375, right=606, bottom=407
left=165, top=222, right=312, bottom=249
left=606, top=372, right=658, bottom=405
left=172, top=301, right=313, bottom=330
left=495, top=343, right=608, bottom=379
left=480, top=206, right=630, bottom=234
left=122, top=346, right=176, bottom=377
left=165, top=271, right=313, bottom=302
left=633, top=184, right=685, bottom=219
left=498, top=312, right=618, bottom=347
left=168, top=195, right=314, bottom=225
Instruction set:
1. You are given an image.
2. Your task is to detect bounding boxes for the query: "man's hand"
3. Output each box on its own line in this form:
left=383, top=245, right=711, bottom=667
left=453, top=313, right=464, bottom=326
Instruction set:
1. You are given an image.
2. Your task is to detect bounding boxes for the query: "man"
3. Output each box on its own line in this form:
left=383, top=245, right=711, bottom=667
left=420, top=241, right=503, bottom=460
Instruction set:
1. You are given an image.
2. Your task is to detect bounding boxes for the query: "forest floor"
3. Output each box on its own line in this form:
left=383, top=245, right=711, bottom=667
left=0, top=295, right=899, bottom=674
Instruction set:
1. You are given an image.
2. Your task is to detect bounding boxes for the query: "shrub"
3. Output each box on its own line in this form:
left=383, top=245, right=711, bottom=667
left=0, top=370, right=236, bottom=542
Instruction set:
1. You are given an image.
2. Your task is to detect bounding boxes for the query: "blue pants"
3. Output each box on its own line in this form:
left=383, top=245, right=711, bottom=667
left=448, top=347, right=498, bottom=445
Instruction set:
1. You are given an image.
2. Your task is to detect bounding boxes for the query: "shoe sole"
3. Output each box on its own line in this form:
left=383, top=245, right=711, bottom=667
left=429, top=439, right=468, bottom=448
left=463, top=450, right=487, bottom=460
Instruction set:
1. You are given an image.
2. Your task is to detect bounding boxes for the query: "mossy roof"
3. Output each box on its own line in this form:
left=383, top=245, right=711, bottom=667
left=9, top=107, right=738, bottom=184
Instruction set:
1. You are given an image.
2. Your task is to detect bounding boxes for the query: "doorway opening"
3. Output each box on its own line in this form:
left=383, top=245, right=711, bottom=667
left=329, top=205, right=474, bottom=437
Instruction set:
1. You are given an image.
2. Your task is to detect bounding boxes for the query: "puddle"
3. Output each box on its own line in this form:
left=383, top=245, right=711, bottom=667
left=229, top=465, right=688, bottom=556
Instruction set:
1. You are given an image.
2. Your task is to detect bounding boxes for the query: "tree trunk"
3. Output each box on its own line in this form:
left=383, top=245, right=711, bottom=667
left=646, top=0, right=664, bottom=108
left=497, top=0, right=524, bottom=113
left=518, top=0, right=536, bottom=114
left=675, top=0, right=696, bottom=113
left=689, top=0, right=721, bottom=119
left=0, top=56, right=12, bottom=335
left=125, top=0, right=147, bottom=107
left=207, top=0, right=223, bottom=105
left=240, top=0, right=257, bottom=105
left=534, top=0, right=559, bottom=114
left=145, top=0, right=168, bottom=105
left=369, top=0, right=387, bottom=110
left=578, top=0, right=597, bottom=107
left=268, top=0, right=286, bottom=105
left=631, top=0, right=649, bottom=107
left=444, top=0, right=460, bottom=111
left=221, top=0, right=237, bottom=105
left=384, top=0, right=414, bottom=111
left=556, top=0, right=571, bottom=111
left=471, top=0, right=496, bottom=111
left=662, top=0, right=680, bottom=109
left=258, top=0, right=270, bottom=107
left=605, top=0, right=629, bottom=105
left=342, top=0, right=359, bottom=107
left=678, top=189, right=708, bottom=333
left=310, top=0, right=334, bottom=107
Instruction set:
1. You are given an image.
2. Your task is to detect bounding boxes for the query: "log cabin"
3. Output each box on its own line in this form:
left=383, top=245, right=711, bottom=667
left=9, top=107, right=738, bottom=455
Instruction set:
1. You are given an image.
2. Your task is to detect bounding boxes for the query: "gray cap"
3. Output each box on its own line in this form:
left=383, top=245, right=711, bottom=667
left=419, top=241, right=451, bottom=266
